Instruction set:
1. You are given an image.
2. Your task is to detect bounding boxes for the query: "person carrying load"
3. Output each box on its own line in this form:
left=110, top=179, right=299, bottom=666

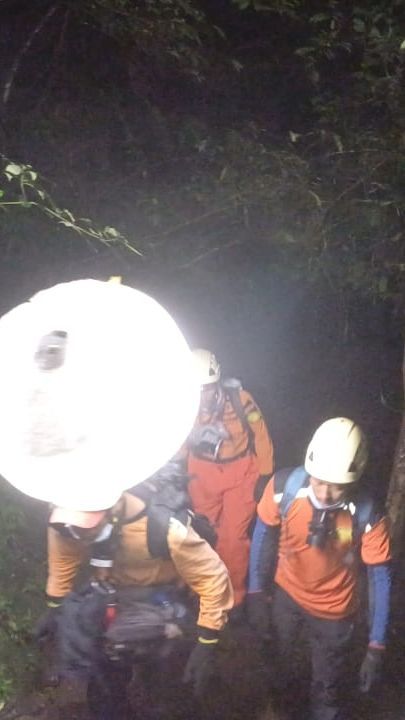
left=0, top=279, right=233, bottom=719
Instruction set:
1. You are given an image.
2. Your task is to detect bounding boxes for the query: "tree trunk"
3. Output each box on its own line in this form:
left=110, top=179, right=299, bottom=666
left=386, top=343, right=405, bottom=559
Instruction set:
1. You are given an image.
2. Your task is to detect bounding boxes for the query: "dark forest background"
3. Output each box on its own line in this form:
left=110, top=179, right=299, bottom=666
left=0, top=0, right=405, bottom=704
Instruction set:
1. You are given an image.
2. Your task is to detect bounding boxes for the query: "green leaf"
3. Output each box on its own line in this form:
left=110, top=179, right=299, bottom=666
left=62, top=209, right=75, bottom=222
left=232, top=0, right=251, bottom=9
left=353, top=18, right=366, bottom=33
left=4, top=163, right=23, bottom=177
left=333, top=133, right=343, bottom=152
left=231, top=58, right=244, bottom=72
left=309, top=13, right=330, bottom=24
left=213, top=24, right=226, bottom=39
left=289, top=130, right=301, bottom=143
left=103, top=226, right=120, bottom=237
left=295, top=46, right=314, bottom=57
left=58, top=219, right=75, bottom=228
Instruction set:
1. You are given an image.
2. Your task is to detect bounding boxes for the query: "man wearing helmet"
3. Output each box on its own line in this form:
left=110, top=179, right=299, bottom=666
left=0, top=280, right=233, bottom=717
left=186, top=349, right=274, bottom=614
left=247, top=417, right=391, bottom=720
left=41, top=476, right=233, bottom=717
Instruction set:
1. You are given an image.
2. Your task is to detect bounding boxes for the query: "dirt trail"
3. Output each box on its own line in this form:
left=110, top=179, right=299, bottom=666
left=1, top=617, right=405, bottom=720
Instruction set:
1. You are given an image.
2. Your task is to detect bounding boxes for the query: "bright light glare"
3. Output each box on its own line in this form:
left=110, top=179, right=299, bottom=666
left=0, top=279, right=200, bottom=510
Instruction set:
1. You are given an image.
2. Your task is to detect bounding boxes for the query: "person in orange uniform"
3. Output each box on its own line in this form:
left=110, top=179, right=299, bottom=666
left=0, top=278, right=230, bottom=719
left=42, top=484, right=233, bottom=700
left=187, top=349, right=274, bottom=612
left=247, top=417, right=392, bottom=720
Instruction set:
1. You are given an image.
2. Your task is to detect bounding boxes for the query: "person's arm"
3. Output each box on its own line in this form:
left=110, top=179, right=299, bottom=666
left=359, top=516, right=392, bottom=693
left=46, top=526, right=87, bottom=603
left=168, top=518, right=233, bottom=696
left=241, top=390, right=274, bottom=477
left=246, top=476, right=281, bottom=632
left=167, top=517, right=233, bottom=632
left=251, top=475, right=281, bottom=583
left=361, top=516, right=392, bottom=648
left=366, top=562, right=392, bottom=647
left=35, top=527, right=87, bottom=646
left=249, top=517, right=280, bottom=593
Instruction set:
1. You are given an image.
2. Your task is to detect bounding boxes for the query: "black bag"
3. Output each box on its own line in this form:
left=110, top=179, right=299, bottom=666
left=57, top=581, right=112, bottom=677
left=57, top=582, right=192, bottom=675
left=130, top=460, right=217, bottom=558
left=104, top=585, right=192, bottom=660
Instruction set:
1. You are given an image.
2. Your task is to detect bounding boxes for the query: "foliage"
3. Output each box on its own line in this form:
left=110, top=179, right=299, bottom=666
left=2, top=0, right=403, bottom=304
left=0, top=158, right=141, bottom=255
left=76, top=0, right=222, bottom=80
left=231, top=0, right=301, bottom=14
left=231, top=1, right=405, bottom=130
left=0, top=485, right=46, bottom=703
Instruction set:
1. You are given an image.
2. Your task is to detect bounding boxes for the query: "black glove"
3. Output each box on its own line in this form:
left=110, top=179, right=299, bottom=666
left=183, top=633, right=219, bottom=697
left=254, top=474, right=272, bottom=503
left=33, top=604, right=62, bottom=645
left=359, top=646, right=384, bottom=693
left=246, top=592, right=270, bottom=636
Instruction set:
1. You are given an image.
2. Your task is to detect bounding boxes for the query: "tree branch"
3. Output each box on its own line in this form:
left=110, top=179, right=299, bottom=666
left=2, top=3, right=59, bottom=108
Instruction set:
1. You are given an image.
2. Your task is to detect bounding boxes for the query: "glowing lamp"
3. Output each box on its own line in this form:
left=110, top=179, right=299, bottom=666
left=0, top=279, right=199, bottom=510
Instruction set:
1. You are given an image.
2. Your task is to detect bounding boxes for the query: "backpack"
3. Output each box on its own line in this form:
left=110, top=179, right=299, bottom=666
left=86, top=462, right=216, bottom=571
left=276, top=465, right=375, bottom=543
left=129, top=461, right=217, bottom=559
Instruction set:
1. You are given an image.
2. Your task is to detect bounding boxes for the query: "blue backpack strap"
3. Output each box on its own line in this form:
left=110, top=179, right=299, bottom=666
left=351, top=492, right=375, bottom=544
left=278, top=465, right=309, bottom=518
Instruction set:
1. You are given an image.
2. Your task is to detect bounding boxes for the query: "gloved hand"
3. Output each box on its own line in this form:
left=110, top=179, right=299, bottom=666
left=254, top=474, right=272, bottom=503
left=33, top=604, right=62, bottom=645
left=359, top=646, right=384, bottom=693
left=246, top=591, right=270, bottom=636
left=183, top=633, right=219, bottom=697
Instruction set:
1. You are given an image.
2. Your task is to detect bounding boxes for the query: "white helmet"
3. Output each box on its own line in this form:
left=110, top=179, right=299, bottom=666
left=0, top=279, right=200, bottom=510
left=192, top=349, right=221, bottom=385
left=304, top=417, right=368, bottom=485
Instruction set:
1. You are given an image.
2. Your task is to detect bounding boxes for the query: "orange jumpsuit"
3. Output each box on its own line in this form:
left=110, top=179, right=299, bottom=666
left=187, top=385, right=274, bottom=606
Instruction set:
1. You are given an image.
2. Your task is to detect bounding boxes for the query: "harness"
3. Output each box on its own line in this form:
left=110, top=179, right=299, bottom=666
left=190, top=378, right=256, bottom=462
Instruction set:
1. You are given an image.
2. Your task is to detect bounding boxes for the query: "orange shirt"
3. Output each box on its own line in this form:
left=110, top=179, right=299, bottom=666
left=258, top=476, right=391, bottom=619
left=193, top=388, right=274, bottom=475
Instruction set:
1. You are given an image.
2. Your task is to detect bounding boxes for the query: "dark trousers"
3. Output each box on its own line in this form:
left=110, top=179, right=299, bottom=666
left=271, top=585, right=355, bottom=720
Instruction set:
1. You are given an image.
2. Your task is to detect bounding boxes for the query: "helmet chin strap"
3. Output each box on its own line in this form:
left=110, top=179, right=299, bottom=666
left=307, top=484, right=346, bottom=511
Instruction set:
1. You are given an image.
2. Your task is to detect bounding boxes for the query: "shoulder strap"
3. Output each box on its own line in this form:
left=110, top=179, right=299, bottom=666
left=130, top=466, right=191, bottom=560
left=351, top=492, right=375, bottom=544
left=222, top=378, right=255, bottom=454
left=147, top=504, right=177, bottom=559
left=278, top=465, right=309, bottom=518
